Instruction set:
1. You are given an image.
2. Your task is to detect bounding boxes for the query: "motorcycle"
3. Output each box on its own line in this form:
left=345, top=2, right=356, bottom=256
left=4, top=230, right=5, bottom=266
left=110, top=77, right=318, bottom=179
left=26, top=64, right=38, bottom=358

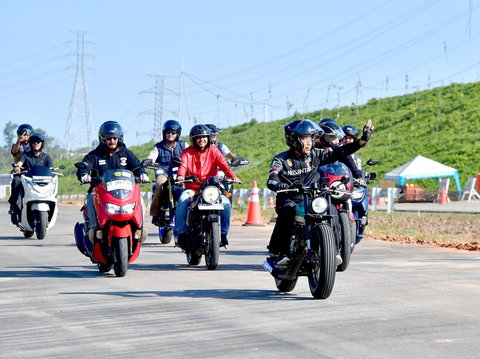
left=11, top=165, right=64, bottom=239
left=147, top=157, right=183, bottom=244
left=318, top=161, right=354, bottom=271
left=263, top=174, right=339, bottom=299
left=73, top=159, right=150, bottom=277
left=351, top=159, right=379, bottom=246
left=176, top=175, right=235, bottom=270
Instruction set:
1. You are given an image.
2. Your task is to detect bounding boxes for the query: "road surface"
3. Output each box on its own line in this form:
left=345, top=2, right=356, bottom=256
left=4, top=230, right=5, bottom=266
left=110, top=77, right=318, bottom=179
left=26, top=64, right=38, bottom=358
left=1, top=200, right=479, bottom=358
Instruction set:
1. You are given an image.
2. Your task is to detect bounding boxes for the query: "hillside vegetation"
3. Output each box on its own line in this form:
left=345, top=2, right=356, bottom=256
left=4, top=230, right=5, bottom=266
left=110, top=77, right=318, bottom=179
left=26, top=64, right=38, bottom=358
left=3, top=81, right=480, bottom=195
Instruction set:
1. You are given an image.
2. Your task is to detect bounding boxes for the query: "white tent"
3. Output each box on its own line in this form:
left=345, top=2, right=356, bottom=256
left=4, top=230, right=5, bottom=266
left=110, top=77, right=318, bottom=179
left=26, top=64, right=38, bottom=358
left=384, top=155, right=462, bottom=196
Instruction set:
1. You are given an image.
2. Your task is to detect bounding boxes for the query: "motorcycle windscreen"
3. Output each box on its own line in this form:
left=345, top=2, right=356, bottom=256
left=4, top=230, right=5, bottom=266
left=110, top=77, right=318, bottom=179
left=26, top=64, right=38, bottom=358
left=28, top=166, right=54, bottom=184
left=102, top=169, right=135, bottom=199
left=319, top=161, right=350, bottom=178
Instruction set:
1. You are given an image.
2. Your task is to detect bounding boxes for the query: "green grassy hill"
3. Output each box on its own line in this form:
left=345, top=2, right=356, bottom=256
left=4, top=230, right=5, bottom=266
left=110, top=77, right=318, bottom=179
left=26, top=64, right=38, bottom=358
left=5, top=81, right=479, bottom=195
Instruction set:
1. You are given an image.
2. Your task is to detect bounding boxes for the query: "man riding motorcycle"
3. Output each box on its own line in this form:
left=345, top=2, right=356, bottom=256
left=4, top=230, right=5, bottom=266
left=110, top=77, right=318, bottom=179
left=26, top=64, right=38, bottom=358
left=9, top=132, right=53, bottom=225
left=174, top=124, right=241, bottom=248
left=147, top=120, right=187, bottom=226
left=76, top=121, right=149, bottom=238
left=267, top=118, right=373, bottom=264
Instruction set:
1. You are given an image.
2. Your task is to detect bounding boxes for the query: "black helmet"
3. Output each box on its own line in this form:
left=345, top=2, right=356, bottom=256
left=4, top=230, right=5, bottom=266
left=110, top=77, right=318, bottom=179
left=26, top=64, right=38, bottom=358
left=318, top=118, right=345, bottom=148
left=29, top=132, right=45, bottom=149
left=284, top=119, right=322, bottom=153
left=98, top=121, right=124, bottom=146
left=17, top=124, right=34, bottom=137
left=342, top=125, right=359, bottom=139
left=205, top=124, right=222, bottom=135
left=189, top=124, right=211, bottom=149
left=162, top=120, right=182, bottom=141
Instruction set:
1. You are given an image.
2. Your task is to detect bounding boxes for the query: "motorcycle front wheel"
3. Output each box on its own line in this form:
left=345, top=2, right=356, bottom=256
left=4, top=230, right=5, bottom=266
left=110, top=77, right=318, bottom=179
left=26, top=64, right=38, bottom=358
left=308, top=223, right=336, bottom=299
left=205, top=221, right=220, bottom=270
left=113, top=237, right=128, bottom=277
left=34, top=210, right=48, bottom=240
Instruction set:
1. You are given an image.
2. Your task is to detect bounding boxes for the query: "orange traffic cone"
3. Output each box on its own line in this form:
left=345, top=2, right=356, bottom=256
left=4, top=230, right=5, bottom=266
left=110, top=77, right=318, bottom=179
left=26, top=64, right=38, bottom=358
left=243, top=180, right=265, bottom=226
left=268, top=196, right=275, bottom=208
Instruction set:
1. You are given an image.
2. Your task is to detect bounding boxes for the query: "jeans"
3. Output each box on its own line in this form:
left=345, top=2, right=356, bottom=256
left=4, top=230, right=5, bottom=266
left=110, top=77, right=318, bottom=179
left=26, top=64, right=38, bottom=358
left=174, top=190, right=231, bottom=235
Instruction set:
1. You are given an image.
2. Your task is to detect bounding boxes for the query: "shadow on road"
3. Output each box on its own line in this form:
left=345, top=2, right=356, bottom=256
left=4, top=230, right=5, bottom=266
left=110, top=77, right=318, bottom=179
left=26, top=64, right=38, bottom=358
left=0, top=265, right=102, bottom=278
left=62, top=288, right=313, bottom=301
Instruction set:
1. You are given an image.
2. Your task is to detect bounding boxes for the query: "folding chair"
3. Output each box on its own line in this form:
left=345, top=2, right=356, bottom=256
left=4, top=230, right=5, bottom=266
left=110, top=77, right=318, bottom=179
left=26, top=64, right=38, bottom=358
left=461, top=177, right=480, bottom=202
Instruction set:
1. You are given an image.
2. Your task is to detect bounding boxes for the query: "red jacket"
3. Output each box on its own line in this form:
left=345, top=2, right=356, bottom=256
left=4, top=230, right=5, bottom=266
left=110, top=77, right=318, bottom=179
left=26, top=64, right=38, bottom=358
left=178, top=145, right=237, bottom=193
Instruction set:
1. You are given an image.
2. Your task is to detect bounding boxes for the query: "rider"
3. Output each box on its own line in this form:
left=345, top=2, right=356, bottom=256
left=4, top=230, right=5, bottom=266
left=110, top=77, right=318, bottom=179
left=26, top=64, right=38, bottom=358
left=8, top=124, right=34, bottom=220
left=174, top=124, right=241, bottom=247
left=76, top=121, right=149, bottom=237
left=266, top=118, right=373, bottom=264
left=342, top=125, right=363, bottom=173
left=11, top=124, right=34, bottom=162
left=205, top=124, right=238, bottom=162
left=147, top=120, right=188, bottom=226
left=318, top=118, right=363, bottom=180
left=9, top=132, right=53, bottom=224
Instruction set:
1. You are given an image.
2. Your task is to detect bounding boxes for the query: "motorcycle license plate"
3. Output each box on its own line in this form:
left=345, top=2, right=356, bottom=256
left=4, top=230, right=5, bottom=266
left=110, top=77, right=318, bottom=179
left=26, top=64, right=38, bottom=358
left=198, top=203, right=224, bottom=210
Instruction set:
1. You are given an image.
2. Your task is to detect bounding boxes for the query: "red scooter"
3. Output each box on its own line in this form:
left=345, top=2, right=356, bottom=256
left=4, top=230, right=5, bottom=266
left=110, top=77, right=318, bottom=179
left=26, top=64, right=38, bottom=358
left=74, top=160, right=150, bottom=277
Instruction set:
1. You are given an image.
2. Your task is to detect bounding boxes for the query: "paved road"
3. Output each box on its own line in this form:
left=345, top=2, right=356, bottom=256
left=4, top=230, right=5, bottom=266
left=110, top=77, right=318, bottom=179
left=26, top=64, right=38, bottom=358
left=1, top=200, right=480, bottom=358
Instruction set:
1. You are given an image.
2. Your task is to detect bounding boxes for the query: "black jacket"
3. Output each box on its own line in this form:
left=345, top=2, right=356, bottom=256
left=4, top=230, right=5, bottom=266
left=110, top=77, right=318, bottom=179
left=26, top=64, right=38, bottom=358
left=267, top=140, right=363, bottom=202
left=76, top=143, right=145, bottom=192
left=19, top=150, right=53, bottom=170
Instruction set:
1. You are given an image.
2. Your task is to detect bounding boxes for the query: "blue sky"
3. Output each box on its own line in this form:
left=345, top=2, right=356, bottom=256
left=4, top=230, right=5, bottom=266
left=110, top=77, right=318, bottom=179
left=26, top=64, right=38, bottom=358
left=1, top=0, right=479, bottom=149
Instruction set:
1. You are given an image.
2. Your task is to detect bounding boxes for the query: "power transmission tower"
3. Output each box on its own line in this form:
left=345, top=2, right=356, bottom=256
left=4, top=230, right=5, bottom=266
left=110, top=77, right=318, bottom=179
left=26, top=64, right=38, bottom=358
left=64, top=31, right=95, bottom=151
left=139, top=74, right=169, bottom=142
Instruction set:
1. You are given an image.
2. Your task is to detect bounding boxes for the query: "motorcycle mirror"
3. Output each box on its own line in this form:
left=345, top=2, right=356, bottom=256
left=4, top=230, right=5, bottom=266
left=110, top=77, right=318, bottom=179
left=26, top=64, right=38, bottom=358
left=369, top=172, right=377, bottom=181
left=74, top=161, right=90, bottom=170
left=58, top=164, right=66, bottom=170
left=341, top=175, right=350, bottom=184
left=367, top=159, right=380, bottom=166
left=141, top=158, right=153, bottom=167
left=172, top=156, right=183, bottom=167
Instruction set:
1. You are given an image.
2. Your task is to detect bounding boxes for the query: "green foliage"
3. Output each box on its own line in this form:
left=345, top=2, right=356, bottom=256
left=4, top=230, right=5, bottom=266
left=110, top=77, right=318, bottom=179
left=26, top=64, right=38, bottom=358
left=2, top=81, right=480, bottom=195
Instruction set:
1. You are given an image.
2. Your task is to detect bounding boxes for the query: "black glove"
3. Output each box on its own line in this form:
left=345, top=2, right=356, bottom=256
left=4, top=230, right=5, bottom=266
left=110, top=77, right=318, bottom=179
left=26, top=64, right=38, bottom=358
left=275, top=182, right=289, bottom=191
left=361, top=124, right=373, bottom=142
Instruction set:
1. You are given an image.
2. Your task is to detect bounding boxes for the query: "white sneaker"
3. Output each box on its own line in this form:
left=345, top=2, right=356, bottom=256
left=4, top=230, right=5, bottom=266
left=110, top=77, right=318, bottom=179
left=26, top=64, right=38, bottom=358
left=335, top=254, right=343, bottom=267
left=277, top=256, right=291, bottom=266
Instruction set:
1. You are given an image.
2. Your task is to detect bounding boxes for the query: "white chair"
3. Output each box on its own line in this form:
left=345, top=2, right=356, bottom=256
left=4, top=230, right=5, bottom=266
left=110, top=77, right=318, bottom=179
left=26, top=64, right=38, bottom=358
left=461, top=177, right=480, bottom=202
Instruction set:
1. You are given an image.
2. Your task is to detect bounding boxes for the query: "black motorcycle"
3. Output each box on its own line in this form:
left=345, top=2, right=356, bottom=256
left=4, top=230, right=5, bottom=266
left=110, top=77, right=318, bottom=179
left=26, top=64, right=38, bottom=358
left=177, top=176, right=235, bottom=270
left=146, top=157, right=183, bottom=244
left=263, top=177, right=338, bottom=299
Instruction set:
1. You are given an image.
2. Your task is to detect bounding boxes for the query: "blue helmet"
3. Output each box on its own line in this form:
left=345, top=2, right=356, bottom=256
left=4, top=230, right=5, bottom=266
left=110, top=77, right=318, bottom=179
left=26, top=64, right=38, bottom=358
left=284, top=119, right=322, bottom=152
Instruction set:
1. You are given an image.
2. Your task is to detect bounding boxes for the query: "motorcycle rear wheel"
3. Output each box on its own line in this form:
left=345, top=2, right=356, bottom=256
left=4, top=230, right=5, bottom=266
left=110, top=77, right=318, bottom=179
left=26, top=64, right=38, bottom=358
left=186, top=252, right=202, bottom=266
left=97, top=263, right=112, bottom=273
left=308, top=223, right=336, bottom=299
left=34, top=210, right=48, bottom=240
left=205, top=222, right=220, bottom=270
left=337, top=211, right=352, bottom=272
left=275, top=277, right=298, bottom=292
left=113, top=237, right=128, bottom=277
left=160, top=227, right=173, bottom=244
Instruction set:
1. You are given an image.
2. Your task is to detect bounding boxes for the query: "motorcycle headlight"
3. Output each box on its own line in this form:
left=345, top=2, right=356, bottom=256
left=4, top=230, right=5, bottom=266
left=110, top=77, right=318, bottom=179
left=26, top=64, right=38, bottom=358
left=106, top=202, right=136, bottom=214
left=202, top=185, right=221, bottom=203
left=311, top=197, right=328, bottom=214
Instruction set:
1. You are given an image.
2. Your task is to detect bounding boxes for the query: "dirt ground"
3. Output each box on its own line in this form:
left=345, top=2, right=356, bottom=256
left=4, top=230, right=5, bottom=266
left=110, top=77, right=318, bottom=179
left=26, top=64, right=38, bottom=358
left=366, top=211, right=480, bottom=251
left=233, top=207, right=480, bottom=252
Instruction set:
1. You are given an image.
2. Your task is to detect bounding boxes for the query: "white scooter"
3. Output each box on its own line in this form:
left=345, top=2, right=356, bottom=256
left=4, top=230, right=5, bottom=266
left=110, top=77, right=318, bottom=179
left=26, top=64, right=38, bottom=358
left=13, top=165, right=64, bottom=239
